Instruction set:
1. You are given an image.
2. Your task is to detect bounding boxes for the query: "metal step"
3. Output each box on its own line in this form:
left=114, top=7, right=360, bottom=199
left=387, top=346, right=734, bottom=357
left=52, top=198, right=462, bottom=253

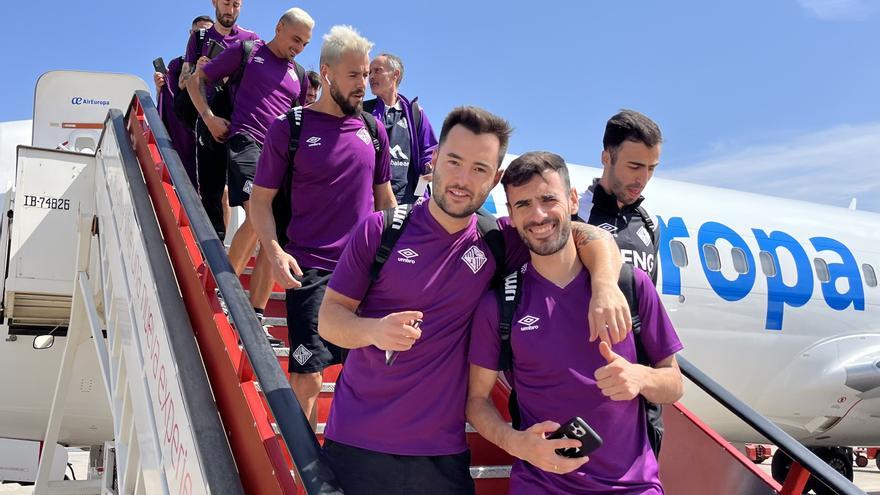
left=244, top=290, right=286, bottom=300
left=261, top=316, right=287, bottom=327
left=470, top=465, right=511, bottom=479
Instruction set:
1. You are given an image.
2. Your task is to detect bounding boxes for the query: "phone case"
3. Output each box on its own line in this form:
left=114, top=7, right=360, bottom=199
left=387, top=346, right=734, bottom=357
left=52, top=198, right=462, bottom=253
left=547, top=417, right=603, bottom=458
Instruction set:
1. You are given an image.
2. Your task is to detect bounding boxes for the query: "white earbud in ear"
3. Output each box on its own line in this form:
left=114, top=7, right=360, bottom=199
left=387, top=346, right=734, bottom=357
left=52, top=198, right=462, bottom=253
left=324, top=74, right=332, bottom=87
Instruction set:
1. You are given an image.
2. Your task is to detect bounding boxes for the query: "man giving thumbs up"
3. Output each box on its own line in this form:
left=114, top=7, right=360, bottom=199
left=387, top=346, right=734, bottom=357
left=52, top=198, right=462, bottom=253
left=467, top=152, right=684, bottom=494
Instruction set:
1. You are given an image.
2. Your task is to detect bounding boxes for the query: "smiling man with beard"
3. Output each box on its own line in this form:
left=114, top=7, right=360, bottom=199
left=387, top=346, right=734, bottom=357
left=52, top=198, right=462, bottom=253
left=577, top=110, right=663, bottom=284
left=316, top=107, right=632, bottom=494
left=468, top=152, right=683, bottom=495
left=249, top=25, right=395, bottom=429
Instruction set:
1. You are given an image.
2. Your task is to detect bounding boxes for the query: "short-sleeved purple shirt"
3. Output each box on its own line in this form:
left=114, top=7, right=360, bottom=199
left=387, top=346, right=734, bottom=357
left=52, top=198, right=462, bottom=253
left=324, top=200, right=528, bottom=455
left=254, top=109, right=392, bottom=271
left=202, top=40, right=307, bottom=145
left=184, top=25, right=259, bottom=65
left=469, top=265, right=683, bottom=494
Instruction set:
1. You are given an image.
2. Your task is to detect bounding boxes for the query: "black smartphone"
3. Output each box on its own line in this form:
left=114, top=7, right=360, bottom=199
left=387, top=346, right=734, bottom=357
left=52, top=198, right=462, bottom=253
left=546, top=417, right=603, bottom=458
left=152, top=57, right=167, bottom=74
left=206, top=39, right=225, bottom=59
left=385, top=319, right=422, bottom=366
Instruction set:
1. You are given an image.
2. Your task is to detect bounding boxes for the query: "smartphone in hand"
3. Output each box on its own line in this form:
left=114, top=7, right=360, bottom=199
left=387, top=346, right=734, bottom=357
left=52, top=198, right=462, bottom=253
left=206, top=39, right=224, bottom=59
left=152, top=57, right=167, bottom=74
left=546, top=417, right=602, bottom=458
left=385, top=319, right=422, bottom=366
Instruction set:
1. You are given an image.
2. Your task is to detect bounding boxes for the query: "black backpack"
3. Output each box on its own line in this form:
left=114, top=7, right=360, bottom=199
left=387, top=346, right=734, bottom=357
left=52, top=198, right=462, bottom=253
left=497, top=262, right=664, bottom=458
left=368, top=206, right=506, bottom=289
left=272, top=107, right=383, bottom=245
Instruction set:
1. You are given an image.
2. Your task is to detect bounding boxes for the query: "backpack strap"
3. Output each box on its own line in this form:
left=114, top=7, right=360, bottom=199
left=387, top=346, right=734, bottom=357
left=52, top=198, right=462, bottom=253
left=293, top=61, right=307, bottom=106
left=496, top=267, right=524, bottom=371
left=370, top=204, right=415, bottom=282
left=410, top=98, right=422, bottom=136
left=634, top=206, right=656, bottom=246
left=363, top=98, right=378, bottom=114
left=359, top=110, right=383, bottom=169
left=475, top=208, right=506, bottom=288
left=195, top=28, right=207, bottom=60
left=232, top=40, right=256, bottom=86
left=286, top=106, right=304, bottom=160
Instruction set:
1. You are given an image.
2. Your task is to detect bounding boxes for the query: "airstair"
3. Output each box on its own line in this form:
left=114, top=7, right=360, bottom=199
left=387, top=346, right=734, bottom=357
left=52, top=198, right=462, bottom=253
left=10, top=85, right=867, bottom=494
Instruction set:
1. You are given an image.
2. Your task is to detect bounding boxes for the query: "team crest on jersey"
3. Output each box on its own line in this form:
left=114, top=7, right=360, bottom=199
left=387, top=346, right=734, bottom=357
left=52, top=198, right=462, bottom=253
left=637, top=226, right=651, bottom=247
left=292, top=345, right=312, bottom=366
left=597, top=223, right=618, bottom=234
left=461, top=245, right=488, bottom=274
left=356, top=128, right=371, bottom=145
left=254, top=56, right=265, bottom=64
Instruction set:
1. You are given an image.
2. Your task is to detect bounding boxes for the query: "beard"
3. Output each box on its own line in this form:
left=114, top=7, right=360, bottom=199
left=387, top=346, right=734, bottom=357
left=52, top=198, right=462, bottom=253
left=330, top=83, right=362, bottom=116
left=519, top=218, right=572, bottom=256
left=431, top=170, right=489, bottom=219
left=215, top=10, right=237, bottom=28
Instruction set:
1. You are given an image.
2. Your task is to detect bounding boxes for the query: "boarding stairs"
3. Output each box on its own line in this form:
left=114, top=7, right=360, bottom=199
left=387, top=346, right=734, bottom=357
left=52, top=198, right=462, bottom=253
left=12, top=90, right=866, bottom=494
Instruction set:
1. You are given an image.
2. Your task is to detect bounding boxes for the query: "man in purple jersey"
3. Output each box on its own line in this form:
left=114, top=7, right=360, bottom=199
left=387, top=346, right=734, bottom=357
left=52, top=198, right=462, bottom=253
left=155, top=15, right=214, bottom=187
left=316, top=107, right=631, bottom=494
left=180, top=0, right=260, bottom=241
left=468, top=152, right=684, bottom=495
left=189, top=7, right=313, bottom=280
left=250, top=25, right=395, bottom=428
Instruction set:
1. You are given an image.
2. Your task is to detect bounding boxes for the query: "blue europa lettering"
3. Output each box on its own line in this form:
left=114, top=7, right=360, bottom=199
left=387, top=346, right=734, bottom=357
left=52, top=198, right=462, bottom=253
left=657, top=216, right=865, bottom=330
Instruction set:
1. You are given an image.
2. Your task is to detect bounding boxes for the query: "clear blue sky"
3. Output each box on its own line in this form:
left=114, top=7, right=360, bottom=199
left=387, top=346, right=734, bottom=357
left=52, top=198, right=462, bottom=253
left=4, top=0, right=879, bottom=210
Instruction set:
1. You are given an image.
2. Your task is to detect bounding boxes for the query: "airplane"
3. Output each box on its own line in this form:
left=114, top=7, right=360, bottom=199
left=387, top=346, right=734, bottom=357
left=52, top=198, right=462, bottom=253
left=0, top=70, right=877, bottom=488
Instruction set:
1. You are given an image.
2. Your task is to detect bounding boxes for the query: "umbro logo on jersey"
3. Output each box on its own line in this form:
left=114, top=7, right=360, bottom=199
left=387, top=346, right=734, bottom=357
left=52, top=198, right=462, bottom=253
left=518, top=315, right=540, bottom=331
left=307, top=136, right=321, bottom=147
left=597, top=223, right=618, bottom=234
left=461, top=246, right=487, bottom=274
left=397, top=248, right=419, bottom=264
left=397, top=118, right=408, bottom=129
left=356, top=128, right=371, bottom=145
left=254, top=56, right=265, bottom=64
left=390, top=145, right=409, bottom=161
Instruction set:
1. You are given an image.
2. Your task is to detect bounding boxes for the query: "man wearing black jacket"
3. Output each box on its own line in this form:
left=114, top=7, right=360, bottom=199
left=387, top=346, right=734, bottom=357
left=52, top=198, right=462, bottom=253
left=577, top=110, right=662, bottom=284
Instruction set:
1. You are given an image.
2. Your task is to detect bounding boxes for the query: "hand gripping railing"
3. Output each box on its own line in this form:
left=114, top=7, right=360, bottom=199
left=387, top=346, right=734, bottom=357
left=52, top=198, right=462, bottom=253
left=678, top=355, right=865, bottom=495
left=124, top=91, right=342, bottom=494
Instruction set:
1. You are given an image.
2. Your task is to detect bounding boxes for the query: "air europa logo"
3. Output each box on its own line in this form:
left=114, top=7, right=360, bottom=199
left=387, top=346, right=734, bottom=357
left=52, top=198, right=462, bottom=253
left=70, top=96, right=110, bottom=106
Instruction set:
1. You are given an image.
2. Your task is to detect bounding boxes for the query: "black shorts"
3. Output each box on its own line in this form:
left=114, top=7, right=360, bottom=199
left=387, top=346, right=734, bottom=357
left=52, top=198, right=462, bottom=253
left=226, top=133, right=261, bottom=208
left=287, top=268, right=343, bottom=373
left=323, top=440, right=475, bottom=495
left=195, top=119, right=227, bottom=240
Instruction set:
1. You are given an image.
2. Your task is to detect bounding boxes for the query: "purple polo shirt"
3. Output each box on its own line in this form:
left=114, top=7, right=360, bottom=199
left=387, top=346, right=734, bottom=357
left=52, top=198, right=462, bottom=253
left=202, top=40, right=308, bottom=146
left=470, top=265, right=683, bottom=495
left=324, top=200, right=528, bottom=455
left=254, top=108, right=392, bottom=271
left=184, top=25, right=259, bottom=64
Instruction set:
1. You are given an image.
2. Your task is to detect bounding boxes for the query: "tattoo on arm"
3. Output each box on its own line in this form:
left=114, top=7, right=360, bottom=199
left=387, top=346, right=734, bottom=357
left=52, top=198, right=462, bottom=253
left=572, top=222, right=612, bottom=247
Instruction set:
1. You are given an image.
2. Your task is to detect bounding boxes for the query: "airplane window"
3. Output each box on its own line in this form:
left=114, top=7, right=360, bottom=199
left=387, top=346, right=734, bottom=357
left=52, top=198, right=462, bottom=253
left=864, top=264, right=878, bottom=288
left=671, top=240, right=688, bottom=267
left=814, top=258, right=830, bottom=283
left=731, top=247, right=749, bottom=274
left=759, top=251, right=777, bottom=277
left=702, top=244, right=721, bottom=272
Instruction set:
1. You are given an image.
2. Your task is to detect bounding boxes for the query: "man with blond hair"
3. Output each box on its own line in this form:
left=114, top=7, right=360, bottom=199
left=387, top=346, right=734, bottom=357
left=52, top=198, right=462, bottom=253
left=250, top=25, right=395, bottom=426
